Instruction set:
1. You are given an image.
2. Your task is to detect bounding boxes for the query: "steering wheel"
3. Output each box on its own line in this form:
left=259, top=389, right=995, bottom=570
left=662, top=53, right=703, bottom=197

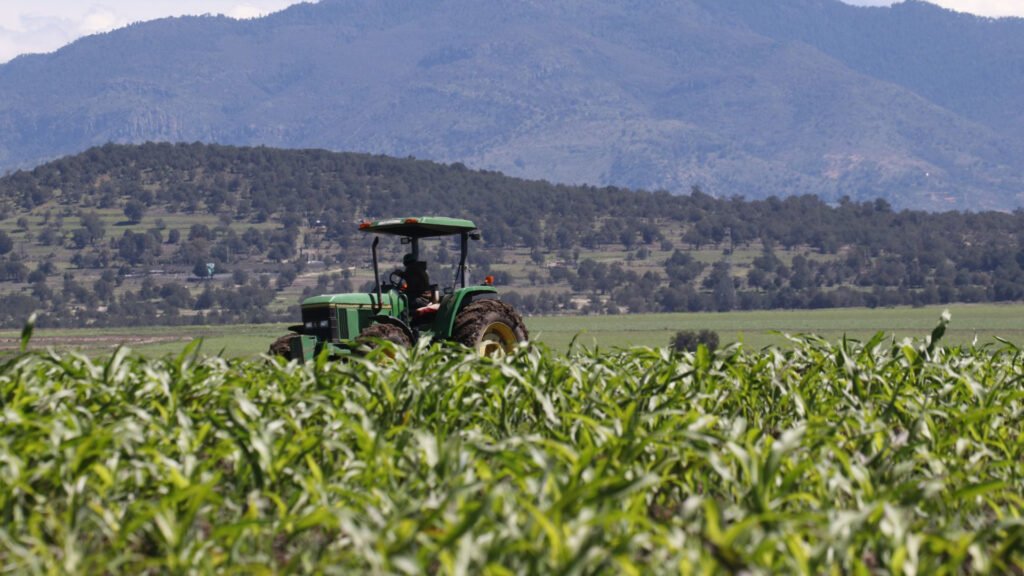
left=389, top=270, right=404, bottom=289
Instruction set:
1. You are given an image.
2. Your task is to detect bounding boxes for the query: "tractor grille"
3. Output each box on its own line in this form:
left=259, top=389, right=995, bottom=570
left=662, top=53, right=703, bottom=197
left=300, top=306, right=335, bottom=342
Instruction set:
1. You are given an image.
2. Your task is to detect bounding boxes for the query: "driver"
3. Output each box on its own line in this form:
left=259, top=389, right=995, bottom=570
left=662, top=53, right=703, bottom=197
left=395, top=253, right=433, bottom=308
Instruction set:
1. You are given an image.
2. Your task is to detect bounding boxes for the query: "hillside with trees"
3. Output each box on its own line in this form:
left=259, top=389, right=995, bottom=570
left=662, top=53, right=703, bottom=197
left=1, top=0, right=1023, bottom=211
left=1, top=143, right=1023, bottom=329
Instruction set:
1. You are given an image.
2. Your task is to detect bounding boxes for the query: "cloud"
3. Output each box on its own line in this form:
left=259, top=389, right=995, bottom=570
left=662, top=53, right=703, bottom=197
left=0, top=1, right=306, bottom=64
left=0, top=5, right=127, bottom=63
left=940, top=0, right=1024, bottom=17
left=0, top=13, right=80, bottom=63
left=228, top=5, right=277, bottom=20
left=79, top=10, right=120, bottom=35
left=842, top=0, right=1024, bottom=17
left=0, top=33, right=17, bottom=63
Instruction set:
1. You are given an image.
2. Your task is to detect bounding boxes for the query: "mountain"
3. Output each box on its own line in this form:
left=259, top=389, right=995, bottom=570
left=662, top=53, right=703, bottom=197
left=0, top=0, right=1022, bottom=211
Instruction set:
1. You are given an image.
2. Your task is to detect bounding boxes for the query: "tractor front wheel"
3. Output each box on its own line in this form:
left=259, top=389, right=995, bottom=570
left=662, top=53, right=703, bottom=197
left=269, top=334, right=293, bottom=358
left=451, top=300, right=528, bottom=356
left=356, top=323, right=411, bottom=351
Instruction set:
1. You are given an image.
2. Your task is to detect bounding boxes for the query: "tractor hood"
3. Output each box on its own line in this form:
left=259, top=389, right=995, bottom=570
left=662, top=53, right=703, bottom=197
left=297, top=291, right=403, bottom=343
left=301, top=292, right=395, bottom=309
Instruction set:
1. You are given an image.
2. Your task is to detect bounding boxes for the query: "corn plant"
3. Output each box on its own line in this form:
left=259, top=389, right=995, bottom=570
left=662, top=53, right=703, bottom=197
left=1, top=314, right=1022, bottom=574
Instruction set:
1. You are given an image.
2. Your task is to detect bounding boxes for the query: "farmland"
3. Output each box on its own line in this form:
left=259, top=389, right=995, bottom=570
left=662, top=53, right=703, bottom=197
left=1, top=312, right=1023, bottom=573
left=2, top=304, right=1023, bottom=358
left=527, top=304, right=1024, bottom=351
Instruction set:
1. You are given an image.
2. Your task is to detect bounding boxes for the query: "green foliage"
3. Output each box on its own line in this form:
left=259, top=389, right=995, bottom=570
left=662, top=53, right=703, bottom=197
left=123, top=199, right=146, bottom=224
left=2, top=143, right=1024, bottom=329
left=671, top=328, right=720, bottom=352
left=2, top=319, right=1023, bottom=573
left=0, top=230, right=12, bottom=255
left=192, top=260, right=213, bottom=279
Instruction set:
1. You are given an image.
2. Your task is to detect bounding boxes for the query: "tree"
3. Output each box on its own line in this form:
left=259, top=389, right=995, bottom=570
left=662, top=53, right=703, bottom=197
left=1, top=261, right=29, bottom=282
left=27, top=268, right=47, bottom=283
left=242, top=228, right=266, bottom=252
left=671, top=329, right=719, bottom=352
left=124, top=199, right=146, bottom=224
left=193, top=260, right=214, bottom=279
left=37, top=227, right=60, bottom=246
left=0, top=230, right=12, bottom=255
left=160, top=282, right=194, bottom=309
left=189, top=224, right=212, bottom=241
left=706, top=262, right=736, bottom=312
left=267, top=242, right=294, bottom=262
left=71, top=228, right=93, bottom=249
left=93, top=272, right=116, bottom=303
left=80, top=212, right=105, bottom=241
left=664, top=250, right=704, bottom=284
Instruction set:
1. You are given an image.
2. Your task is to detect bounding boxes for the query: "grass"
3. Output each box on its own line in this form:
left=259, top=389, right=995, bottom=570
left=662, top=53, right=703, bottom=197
left=528, top=304, right=1024, bottom=351
left=2, top=303, right=1022, bottom=358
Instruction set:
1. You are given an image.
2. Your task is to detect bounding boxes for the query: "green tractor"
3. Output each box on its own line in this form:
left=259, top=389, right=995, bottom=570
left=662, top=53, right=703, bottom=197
left=270, top=216, right=528, bottom=360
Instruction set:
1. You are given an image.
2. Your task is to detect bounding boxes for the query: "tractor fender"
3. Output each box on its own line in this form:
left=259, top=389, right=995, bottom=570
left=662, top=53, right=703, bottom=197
left=433, top=286, right=498, bottom=339
left=370, top=314, right=416, bottom=344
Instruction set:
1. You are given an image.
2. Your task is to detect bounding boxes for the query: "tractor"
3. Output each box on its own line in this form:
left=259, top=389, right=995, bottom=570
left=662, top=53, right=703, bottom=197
left=269, top=216, right=528, bottom=361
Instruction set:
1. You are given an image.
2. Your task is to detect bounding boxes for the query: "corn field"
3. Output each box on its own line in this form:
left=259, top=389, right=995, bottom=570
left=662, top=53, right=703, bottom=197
left=1, top=315, right=1023, bottom=574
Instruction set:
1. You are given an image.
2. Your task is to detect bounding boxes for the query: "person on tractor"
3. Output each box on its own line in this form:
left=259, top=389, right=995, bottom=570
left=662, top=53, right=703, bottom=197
left=396, top=253, right=433, bottom=308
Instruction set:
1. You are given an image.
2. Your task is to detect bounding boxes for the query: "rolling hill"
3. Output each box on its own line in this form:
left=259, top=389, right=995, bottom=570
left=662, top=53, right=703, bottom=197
left=1, top=142, right=1023, bottom=329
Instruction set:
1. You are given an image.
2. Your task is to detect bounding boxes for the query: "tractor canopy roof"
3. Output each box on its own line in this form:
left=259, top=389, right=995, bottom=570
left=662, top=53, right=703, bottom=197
left=359, top=216, right=477, bottom=238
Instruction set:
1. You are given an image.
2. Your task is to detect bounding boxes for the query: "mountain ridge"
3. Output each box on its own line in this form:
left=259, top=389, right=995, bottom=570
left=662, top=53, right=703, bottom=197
left=1, top=0, right=1023, bottom=210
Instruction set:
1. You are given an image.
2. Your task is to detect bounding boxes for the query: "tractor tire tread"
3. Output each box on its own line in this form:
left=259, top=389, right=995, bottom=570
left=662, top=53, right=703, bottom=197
left=451, top=299, right=528, bottom=351
left=269, top=334, right=293, bottom=357
left=356, top=323, right=412, bottom=349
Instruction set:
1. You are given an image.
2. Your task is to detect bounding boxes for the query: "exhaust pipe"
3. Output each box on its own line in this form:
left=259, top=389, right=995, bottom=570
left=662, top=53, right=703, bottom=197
left=372, top=237, right=382, bottom=313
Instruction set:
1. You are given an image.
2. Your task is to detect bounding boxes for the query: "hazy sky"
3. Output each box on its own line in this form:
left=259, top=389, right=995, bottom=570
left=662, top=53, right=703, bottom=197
left=843, top=0, right=1024, bottom=14
left=1, top=0, right=1023, bottom=64
left=0, top=1, right=304, bottom=63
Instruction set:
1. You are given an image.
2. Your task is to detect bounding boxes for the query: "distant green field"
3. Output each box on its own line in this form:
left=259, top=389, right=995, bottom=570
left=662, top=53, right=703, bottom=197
left=2, top=303, right=1020, bottom=358
left=528, top=304, right=1024, bottom=351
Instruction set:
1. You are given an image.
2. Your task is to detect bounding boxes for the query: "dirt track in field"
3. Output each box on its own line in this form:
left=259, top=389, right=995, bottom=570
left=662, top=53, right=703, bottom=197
left=0, top=333, right=200, bottom=353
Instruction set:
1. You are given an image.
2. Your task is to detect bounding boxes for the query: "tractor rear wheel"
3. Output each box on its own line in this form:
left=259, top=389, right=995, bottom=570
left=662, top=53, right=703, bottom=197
left=269, top=334, right=293, bottom=358
left=356, top=323, right=411, bottom=351
left=451, top=300, right=528, bottom=356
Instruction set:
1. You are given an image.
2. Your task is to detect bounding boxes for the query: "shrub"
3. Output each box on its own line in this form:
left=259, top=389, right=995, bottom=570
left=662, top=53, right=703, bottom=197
left=671, top=328, right=720, bottom=352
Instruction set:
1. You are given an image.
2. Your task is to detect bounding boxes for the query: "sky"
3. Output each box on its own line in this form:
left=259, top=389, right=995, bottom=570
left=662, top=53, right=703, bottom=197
left=843, top=0, right=1024, bottom=13
left=0, top=1, right=307, bottom=63
left=1, top=0, right=1023, bottom=64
